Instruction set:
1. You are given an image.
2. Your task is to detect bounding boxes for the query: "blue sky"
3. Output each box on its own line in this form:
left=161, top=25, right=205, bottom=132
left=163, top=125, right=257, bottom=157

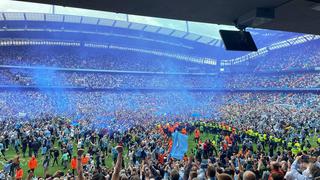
left=0, top=0, right=237, bottom=39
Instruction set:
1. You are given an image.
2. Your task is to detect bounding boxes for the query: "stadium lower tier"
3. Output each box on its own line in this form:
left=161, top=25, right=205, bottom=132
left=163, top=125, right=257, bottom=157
left=0, top=91, right=318, bottom=133
left=0, top=67, right=319, bottom=89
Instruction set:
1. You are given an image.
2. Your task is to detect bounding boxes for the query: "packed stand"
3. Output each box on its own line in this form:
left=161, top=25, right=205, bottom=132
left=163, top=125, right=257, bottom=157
left=0, top=68, right=319, bottom=89
left=0, top=46, right=214, bottom=73
left=252, top=40, right=320, bottom=71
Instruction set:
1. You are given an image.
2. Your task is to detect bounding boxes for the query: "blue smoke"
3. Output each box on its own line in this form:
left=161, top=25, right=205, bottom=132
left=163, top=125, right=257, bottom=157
left=32, top=67, right=70, bottom=116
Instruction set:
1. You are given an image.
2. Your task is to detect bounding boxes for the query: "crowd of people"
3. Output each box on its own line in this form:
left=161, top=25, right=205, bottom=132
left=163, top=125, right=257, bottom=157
left=0, top=112, right=319, bottom=180
left=225, top=73, right=320, bottom=89
left=0, top=91, right=319, bottom=125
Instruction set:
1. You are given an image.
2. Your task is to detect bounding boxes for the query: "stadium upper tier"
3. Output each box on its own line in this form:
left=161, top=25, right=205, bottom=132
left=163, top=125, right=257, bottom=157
left=1, top=40, right=320, bottom=74
left=1, top=12, right=320, bottom=69
left=0, top=12, right=219, bottom=45
left=0, top=12, right=219, bottom=65
left=0, top=46, right=216, bottom=73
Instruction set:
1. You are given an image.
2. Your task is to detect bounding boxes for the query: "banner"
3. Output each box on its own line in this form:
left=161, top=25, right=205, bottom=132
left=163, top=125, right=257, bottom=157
left=170, top=131, right=188, bottom=160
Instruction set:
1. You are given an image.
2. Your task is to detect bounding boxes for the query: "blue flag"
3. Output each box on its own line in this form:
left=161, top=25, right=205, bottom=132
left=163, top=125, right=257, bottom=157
left=170, top=131, right=188, bottom=160
left=191, top=113, right=201, bottom=117
left=71, top=114, right=82, bottom=126
left=71, top=121, right=79, bottom=126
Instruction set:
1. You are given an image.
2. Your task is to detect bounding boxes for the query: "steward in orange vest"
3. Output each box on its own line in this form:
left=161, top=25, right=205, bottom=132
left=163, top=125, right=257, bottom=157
left=28, top=156, right=38, bottom=172
left=71, top=156, right=77, bottom=175
left=81, top=155, right=89, bottom=165
left=194, top=129, right=200, bottom=142
left=81, top=154, right=89, bottom=171
left=16, top=166, right=23, bottom=180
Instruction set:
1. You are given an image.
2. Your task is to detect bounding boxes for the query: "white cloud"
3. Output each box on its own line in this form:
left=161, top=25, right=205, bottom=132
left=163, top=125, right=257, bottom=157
left=0, top=0, right=51, bottom=13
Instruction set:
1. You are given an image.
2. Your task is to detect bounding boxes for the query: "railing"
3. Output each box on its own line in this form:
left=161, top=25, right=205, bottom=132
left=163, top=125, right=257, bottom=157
left=0, top=65, right=217, bottom=76
left=0, top=85, right=319, bottom=93
left=1, top=65, right=319, bottom=76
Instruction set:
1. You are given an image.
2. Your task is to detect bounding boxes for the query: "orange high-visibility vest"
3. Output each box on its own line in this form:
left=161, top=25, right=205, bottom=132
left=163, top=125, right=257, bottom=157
left=225, top=136, right=232, bottom=145
left=16, top=169, right=23, bottom=179
left=71, top=158, right=77, bottom=169
left=195, top=129, right=200, bottom=138
left=28, top=158, right=38, bottom=169
left=81, top=156, right=89, bottom=165
left=158, top=154, right=165, bottom=164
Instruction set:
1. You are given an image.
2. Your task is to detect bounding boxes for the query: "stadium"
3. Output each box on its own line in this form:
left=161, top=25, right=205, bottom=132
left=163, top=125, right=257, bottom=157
left=0, top=1, right=319, bottom=180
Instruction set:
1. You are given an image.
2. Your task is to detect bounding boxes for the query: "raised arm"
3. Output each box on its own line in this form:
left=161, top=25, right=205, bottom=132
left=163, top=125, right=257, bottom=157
left=77, top=149, right=85, bottom=180
left=112, top=146, right=123, bottom=180
left=238, top=156, right=244, bottom=173
left=183, top=155, right=193, bottom=180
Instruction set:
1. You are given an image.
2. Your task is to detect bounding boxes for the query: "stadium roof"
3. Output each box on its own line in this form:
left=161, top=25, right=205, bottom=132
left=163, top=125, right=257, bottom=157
left=0, top=0, right=238, bottom=41
left=16, top=0, right=320, bottom=36
left=0, top=0, right=318, bottom=63
left=0, top=1, right=310, bottom=49
left=0, top=12, right=222, bottom=48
